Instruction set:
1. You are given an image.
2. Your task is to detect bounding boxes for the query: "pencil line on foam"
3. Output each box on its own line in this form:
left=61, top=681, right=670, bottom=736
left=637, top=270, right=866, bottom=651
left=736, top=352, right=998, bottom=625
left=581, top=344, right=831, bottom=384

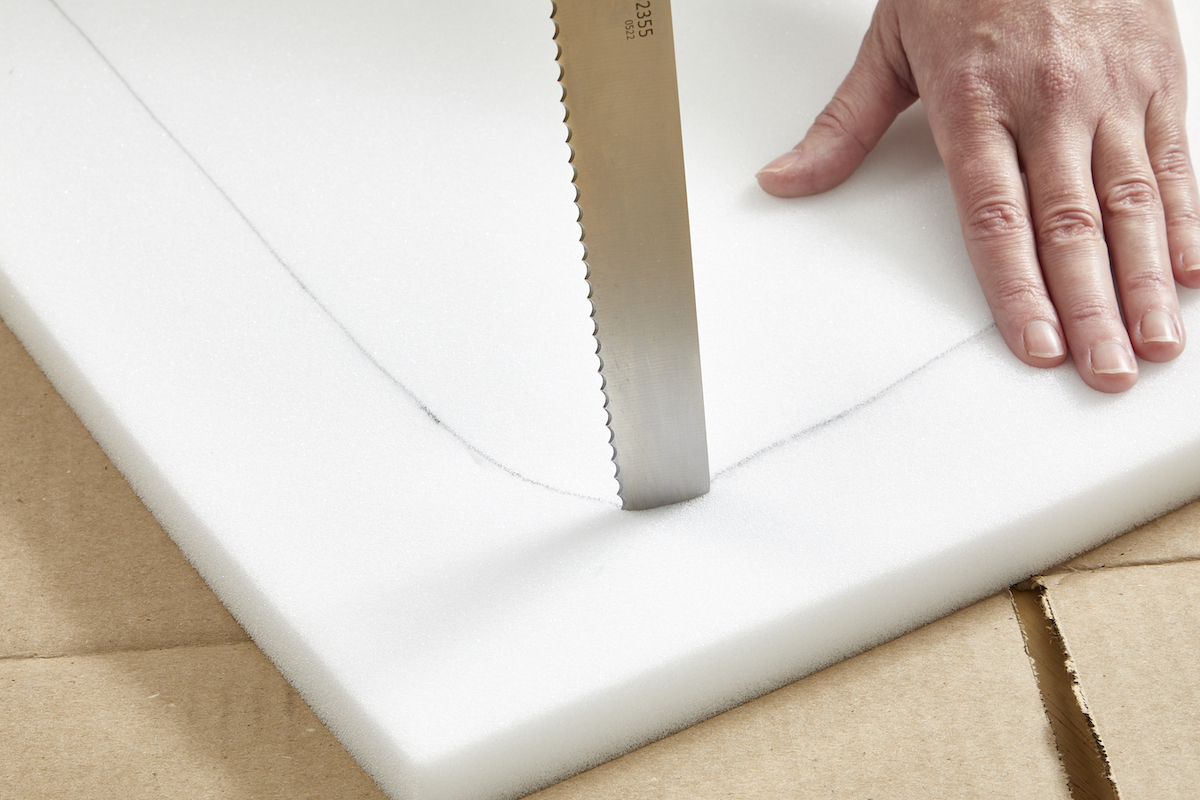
left=45, top=0, right=994, bottom=504
left=42, top=0, right=613, bottom=506
left=713, top=324, right=998, bottom=481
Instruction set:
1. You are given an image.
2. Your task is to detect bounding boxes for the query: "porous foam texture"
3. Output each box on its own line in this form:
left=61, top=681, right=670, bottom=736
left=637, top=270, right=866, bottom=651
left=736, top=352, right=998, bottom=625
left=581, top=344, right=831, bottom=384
left=1, top=1, right=1198, bottom=798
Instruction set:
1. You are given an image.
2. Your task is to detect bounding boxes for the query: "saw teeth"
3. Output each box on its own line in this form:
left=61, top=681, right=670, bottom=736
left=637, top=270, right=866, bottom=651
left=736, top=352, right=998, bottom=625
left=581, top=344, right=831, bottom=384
left=552, top=1, right=622, bottom=498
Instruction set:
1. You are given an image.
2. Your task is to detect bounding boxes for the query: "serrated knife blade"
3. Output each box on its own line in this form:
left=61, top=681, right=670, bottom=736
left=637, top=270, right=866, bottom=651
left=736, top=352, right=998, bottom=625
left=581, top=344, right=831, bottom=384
left=554, top=0, right=709, bottom=510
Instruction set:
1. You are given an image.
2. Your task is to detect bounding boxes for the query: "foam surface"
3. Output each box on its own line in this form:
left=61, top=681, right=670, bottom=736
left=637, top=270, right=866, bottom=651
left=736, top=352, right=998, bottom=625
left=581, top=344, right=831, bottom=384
left=1, top=1, right=1198, bottom=799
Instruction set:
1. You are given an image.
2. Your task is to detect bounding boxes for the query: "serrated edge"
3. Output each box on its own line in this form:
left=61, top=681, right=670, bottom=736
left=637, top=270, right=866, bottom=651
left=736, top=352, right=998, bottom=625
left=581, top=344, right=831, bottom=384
left=551, top=1, right=624, bottom=504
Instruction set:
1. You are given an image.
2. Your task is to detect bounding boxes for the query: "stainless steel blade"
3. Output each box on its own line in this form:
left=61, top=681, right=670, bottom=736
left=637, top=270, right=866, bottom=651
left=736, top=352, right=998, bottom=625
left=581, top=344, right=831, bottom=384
left=554, top=0, right=709, bottom=510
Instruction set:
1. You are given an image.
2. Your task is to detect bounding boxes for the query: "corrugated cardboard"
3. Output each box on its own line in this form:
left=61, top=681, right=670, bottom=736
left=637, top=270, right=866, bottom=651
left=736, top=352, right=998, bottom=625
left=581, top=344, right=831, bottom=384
left=1, top=643, right=385, bottom=798
left=1038, top=562, right=1200, bottom=799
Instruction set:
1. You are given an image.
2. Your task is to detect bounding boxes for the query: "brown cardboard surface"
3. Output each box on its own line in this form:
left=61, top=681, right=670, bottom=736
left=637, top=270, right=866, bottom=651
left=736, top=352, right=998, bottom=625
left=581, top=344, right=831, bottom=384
left=0, top=642, right=387, bottom=799
left=528, top=593, right=1070, bottom=800
left=0, top=320, right=246, bottom=659
left=1039, top=563, right=1200, bottom=799
left=1051, top=499, right=1200, bottom=572
left=1010, top=586, right=1119, bottom=800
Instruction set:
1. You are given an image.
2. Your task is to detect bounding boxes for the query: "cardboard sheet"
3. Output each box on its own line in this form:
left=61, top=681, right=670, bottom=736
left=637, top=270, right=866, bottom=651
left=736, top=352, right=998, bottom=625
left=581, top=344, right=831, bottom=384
left=1040, top=563, right=1200, bottom=798
left=3, top=1, right=1200, bottom=798
left=1, top=643, right=387, bottom=799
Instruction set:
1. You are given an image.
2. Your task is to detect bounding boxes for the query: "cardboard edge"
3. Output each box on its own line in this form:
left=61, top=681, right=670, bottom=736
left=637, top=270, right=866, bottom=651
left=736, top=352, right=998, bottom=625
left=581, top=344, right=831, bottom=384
left=1010, top=583, right=1119, bottom=800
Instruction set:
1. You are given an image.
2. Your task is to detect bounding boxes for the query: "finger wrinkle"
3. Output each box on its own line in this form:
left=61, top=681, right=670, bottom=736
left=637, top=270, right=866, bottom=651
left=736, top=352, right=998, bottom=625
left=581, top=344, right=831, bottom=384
left=1057, top=295, right=1121, bottom=327
left=1121, top=265, right=1174, bottom=295
left=988, top=274, right=1048, bottom=308
left=1150, top=144, right=1194, bottom=181
left=1164, top=203, right=1200, bottom=230
left=811, top=95, right=873, bottom=159
left=1037, top=206, right=1105, bottom=244
left=1101, top=177, right=1162, bottom=216
left=963, top=198, right=1031, bottom=242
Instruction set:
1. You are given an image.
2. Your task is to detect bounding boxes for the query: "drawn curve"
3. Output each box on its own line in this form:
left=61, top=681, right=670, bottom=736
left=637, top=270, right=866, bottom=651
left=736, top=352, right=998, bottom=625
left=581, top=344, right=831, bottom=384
left=45, top=0, right=990, bottom=508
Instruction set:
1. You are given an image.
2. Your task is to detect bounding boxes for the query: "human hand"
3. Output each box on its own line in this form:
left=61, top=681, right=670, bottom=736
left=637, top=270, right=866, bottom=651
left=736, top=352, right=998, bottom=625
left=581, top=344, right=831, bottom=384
left=757, top=0, right=1200, bottom=392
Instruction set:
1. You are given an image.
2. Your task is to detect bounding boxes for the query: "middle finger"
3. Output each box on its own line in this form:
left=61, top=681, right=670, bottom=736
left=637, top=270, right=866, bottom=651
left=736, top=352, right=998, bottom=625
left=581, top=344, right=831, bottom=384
left=1022, top=123, right=1138, bottom=392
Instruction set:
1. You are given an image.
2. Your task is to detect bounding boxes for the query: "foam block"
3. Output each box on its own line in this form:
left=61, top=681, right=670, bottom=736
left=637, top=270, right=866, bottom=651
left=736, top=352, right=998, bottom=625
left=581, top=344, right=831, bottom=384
left=1, top=1, right=1198, bottom=798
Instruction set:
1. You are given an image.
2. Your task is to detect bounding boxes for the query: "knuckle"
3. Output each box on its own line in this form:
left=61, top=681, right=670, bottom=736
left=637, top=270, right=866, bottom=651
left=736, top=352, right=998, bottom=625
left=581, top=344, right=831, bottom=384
left=946, top=65, right=997, bottom=107
left=810, top=96, right=867, bottom=154
left=1059, top=296, right=1115, bottom=327
left=1165, top=203, right=1200, bottom=231
left=963, top=199, right=1030, bottom=242
left=989, top=275, right=1045, bottom=308
left=1031, top=55, right=1084, bottom=110
left=1038, top=206, right=1104, bottom=244
left=1152, top=144, right=1194, bottom=182
left=1122, top=265, right=1173, bottom=295
left=1148, top=48, right=1185, bottom=89
left=940, top=64, right=1005, bottom=123
left=1102, top=178, right=1162, bottom=217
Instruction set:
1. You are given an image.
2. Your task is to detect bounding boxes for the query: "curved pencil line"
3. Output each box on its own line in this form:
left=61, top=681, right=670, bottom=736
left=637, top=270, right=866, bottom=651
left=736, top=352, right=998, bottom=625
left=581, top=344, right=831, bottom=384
left=46, top=0, right=614, bottom=507
left=713, top=324, right=997, bottom=481
left=49, top=0, right=998, bottom=507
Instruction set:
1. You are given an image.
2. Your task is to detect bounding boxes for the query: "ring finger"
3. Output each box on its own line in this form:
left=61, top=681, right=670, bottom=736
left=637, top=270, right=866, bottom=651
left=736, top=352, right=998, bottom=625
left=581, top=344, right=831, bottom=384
left=1093, top=113, right=1185, bottom=363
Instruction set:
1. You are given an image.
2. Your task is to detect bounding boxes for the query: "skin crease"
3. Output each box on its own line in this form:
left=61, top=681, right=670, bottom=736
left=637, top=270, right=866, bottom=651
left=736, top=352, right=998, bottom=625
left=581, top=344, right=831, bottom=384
left=757, top=0, right=1200, bottom=393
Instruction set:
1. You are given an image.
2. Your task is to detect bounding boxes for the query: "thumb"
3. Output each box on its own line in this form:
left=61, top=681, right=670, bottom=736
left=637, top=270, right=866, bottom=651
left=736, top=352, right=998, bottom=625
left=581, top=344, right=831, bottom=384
left=757, top=21, right=916, bottom=198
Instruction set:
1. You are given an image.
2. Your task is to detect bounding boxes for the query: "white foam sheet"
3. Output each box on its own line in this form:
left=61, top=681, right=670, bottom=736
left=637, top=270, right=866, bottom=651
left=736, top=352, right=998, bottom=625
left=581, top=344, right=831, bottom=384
left=2, top=0, right=1199, bottom=797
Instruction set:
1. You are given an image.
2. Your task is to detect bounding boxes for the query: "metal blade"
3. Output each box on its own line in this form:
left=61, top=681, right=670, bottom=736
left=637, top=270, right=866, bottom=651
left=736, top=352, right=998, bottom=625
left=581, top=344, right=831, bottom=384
left=554, top=0, right=709, bottom=510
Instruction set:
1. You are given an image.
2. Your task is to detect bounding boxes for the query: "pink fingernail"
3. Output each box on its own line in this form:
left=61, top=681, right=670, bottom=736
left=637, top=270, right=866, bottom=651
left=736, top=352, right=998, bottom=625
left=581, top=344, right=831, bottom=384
left=756, top=149, right=803, bottom=177
left=1184, top=246, right=1200, bottom=272
left=1091, top=341, right=1137, bottom=375
left=1141, top=309, right=1181, bottom=344
left=1024, top=320, right=1065, bottom=359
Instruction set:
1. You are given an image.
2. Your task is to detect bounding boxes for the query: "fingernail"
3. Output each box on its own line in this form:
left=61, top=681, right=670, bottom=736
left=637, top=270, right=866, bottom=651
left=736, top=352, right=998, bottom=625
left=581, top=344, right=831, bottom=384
left=756, top=149, right=803, bottom=177
left=1184, top=246, right=1200, bottom=272
left=1024, top=320, right=1065, bottom=359
left=1090, top=341, right=1137, bottom=375
left=1141, top=309, right=1181, bottom=344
